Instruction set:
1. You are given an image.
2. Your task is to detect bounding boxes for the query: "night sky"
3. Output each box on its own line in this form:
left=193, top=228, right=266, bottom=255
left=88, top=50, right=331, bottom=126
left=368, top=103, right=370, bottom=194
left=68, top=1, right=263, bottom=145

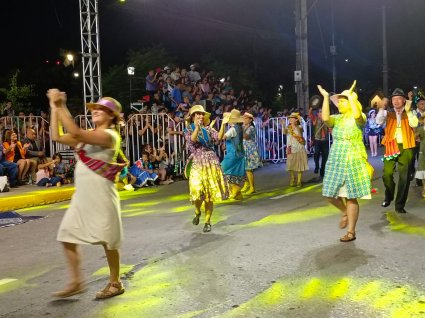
left=3, top=0, right=425, bottom=98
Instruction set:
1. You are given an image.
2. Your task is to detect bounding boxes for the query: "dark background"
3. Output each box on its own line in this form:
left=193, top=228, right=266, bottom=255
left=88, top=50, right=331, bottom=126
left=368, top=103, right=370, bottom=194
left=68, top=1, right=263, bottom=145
left=2, top=0, right=425, bottom=109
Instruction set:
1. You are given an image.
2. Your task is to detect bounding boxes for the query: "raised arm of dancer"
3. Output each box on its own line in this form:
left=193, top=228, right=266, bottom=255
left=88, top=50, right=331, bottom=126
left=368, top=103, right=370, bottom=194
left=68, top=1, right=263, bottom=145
left=48, top=91, right=79, bottom=147
left=347, top=81, right=363, bottom=122
left=191, top=123, right=200, bottom=142
left=218, top=120, right=226, bottom=140
left=317, top=85, right=334, bottom=127
left=218, top=114, right=229, bottom=140
left=405, top=100, right=419, bottom=128
left=50, top=108, right=79, bottom=147
left=47, top=89, right=113, bottom=148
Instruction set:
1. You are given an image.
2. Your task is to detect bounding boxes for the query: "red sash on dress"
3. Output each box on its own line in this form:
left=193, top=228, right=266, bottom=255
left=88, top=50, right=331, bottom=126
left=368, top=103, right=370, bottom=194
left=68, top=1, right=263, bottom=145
left=77, top=148, right=128, bottom=182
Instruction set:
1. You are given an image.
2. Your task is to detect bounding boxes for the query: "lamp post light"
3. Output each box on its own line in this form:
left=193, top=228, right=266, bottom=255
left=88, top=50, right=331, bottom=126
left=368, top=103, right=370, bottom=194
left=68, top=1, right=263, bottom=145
left=127, top=66, right=135, bottom=108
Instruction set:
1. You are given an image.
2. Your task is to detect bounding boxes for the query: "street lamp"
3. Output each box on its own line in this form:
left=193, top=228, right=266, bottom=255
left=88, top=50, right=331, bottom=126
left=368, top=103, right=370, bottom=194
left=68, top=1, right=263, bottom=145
left=127, top=66, right=135, bottom=108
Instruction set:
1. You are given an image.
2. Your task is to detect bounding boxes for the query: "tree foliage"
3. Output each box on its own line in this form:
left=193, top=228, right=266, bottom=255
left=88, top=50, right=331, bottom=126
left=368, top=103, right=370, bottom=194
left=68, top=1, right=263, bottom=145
left=102, top=45, right=177, bottom=110
left=0, top=70, right=34, bottom=112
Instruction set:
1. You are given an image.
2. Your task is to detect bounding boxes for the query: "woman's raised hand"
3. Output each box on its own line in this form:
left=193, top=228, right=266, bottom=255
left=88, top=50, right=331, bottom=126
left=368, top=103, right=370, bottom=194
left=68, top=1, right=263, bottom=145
left=317, top=85, right=329, bottom=97
left=47, top=89, right=66, bottom=109
left=348, top=80, right=357, bottom=94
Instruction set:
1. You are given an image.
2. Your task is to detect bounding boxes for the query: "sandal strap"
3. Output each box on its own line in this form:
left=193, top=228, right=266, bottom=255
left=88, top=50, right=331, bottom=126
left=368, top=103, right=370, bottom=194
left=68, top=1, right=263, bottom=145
left=96, top=282, right=124, bottom=299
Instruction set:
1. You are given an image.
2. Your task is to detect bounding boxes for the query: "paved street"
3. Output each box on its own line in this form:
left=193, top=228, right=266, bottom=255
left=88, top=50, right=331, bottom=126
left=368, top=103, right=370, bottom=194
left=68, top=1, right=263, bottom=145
left=1, top=155, right=425, bottom=318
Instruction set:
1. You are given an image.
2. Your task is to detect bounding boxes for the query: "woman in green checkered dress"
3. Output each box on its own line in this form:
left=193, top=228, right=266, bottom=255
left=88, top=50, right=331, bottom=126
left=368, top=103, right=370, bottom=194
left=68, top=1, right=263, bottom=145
left=317, top=81, right=371, bottom=242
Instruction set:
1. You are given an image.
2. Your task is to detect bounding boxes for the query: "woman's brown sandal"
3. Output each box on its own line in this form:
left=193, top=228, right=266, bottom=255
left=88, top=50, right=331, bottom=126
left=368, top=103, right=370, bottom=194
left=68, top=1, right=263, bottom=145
left=340, top=231, right=356, bottom=242
left=339, top=215, right=348, bottom=229
left=53, top=282, right=87, bottom=298
left=95, top=281, right=125, bottom=300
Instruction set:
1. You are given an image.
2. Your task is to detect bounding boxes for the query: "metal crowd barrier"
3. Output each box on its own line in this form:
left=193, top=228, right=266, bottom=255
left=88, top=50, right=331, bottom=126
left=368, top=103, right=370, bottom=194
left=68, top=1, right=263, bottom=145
left=0, top=115, right=50, bottom=155
left=255, top=117, right=310, bottom=163
left=125, top=113, right=187, bottom=175
left=2, top=113, right=378, bottom=177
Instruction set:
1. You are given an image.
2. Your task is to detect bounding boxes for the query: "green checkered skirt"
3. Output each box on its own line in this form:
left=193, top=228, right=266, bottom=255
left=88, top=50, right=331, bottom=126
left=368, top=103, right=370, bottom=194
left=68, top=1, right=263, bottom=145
left=322, top=115, right=371, bottom=199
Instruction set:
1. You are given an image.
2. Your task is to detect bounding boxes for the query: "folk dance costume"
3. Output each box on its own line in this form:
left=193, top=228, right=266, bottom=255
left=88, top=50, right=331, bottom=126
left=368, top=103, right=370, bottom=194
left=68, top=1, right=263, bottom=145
left=221, top=109, right=246, bottom=200
left=283, top=112, right=308, bottom=187
left=184, top=105, right=228, bottom=232
left=318, top=81, right=371, bottom=242
left=57, top=129, right=124, bottom=250
left=184, top=124, right=228, bottom=202
left=285, top=124, right=308, bottom=172
left=242, top=125, right=262, bottom=171
left=48, top=93, right=126, bottom=299
left=241, top=112, right=262, bottom=194
left=376, top=88, right=418, bottom=213
left=322, top=115, right=371, bottom=199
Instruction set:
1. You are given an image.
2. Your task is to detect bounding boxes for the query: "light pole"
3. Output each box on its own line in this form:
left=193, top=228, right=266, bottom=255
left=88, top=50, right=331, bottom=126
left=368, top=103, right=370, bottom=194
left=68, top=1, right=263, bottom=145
left=127, top=66, right=135, bottom=108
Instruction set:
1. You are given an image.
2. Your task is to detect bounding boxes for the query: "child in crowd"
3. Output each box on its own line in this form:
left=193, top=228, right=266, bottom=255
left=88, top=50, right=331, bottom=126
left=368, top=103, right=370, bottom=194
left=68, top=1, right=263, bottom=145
left=36, top=157, right=62, bottom=187
left=128, top=152, right=158, bottom=188
left=157, top=145, right=174, bottom=184
left=52, top=153, right=70, bottom=184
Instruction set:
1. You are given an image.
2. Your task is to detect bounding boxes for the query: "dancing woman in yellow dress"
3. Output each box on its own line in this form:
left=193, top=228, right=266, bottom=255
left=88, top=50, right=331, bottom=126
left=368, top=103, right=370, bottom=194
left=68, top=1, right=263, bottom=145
left=184, top=105, right=228, bottom=232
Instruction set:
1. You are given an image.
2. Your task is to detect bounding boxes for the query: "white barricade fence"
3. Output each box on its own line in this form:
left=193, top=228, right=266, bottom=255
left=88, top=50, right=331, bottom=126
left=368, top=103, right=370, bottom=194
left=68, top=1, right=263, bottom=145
left=50, top=115, right=94, bottom=160
left=255, top=117, right=310, bottom=163
left=0, top=115, right=51, bottom=156
left=40, top=112, right=375, bottom=178
left=125, top=113, right=187, bottom=175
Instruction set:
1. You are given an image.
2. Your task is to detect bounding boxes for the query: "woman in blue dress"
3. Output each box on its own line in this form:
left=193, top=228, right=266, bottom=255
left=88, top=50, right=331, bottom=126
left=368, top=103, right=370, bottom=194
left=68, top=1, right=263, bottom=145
left=241, top=112, right=262, bottom=194
left=219, top=109, right=246, bottom=200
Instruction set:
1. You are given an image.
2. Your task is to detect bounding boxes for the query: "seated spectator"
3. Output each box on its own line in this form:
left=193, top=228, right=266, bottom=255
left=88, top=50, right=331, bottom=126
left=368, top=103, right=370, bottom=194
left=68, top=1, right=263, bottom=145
left=162, top=66, right=172, bottom=80
left=200, top=77, right=211, bottom=97
left=188, top=64, right=201, bottom=85
left=0, top=143, right=18, bottom=188
left=142, top=143, right=167, bottom=183
left=157, top=146, right=174, bottom=184
left=35, top=157, right=62, bottom=187
left=23, top=128, right=45, bottom=184
left=128, top=152, right=158, bottom=188
left=145, top=69, right=160, bottom=102
left=2, top=130, right=31, bottom=184
left=180, top=68, right=189, bottom=86
left=175, top=96, right=191, bottom=118
left=52, top=152, right=70, bottom=184
left=170, top=66, right=181, bottom=82
left=170, top=80, right=184, bottom=110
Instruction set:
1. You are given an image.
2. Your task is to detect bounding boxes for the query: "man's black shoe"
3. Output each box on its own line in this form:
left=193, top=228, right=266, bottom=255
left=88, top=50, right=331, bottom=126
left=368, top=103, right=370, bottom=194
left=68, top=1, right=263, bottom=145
left=314, top=168, right=319, bottom=174
left=381, top=200, right=391, bottom=207
left=396, top=208, right=407, bottom=213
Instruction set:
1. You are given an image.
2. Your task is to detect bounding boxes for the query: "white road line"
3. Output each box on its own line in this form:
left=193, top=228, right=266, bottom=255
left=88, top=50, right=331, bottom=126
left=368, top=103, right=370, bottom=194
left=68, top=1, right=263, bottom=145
left=270, top=183, right=322, bottom=200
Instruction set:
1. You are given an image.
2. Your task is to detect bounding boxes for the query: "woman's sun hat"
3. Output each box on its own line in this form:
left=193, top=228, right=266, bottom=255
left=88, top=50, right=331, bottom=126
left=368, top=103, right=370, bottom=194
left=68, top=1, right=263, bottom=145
left=187, top=105, right=211, bottom=125
left=329, top=90, right=350, bottom=107
left=224, top=109, right=244, bottom=124
left=87, top=97, right=122, bottom=118
left=287, top=112, right=302, bottom=122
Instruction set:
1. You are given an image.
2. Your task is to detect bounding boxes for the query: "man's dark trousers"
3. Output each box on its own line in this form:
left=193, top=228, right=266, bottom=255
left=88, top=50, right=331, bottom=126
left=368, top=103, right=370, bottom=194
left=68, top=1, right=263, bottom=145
left=382, top=144, right=414, bottom=210
left=314, top=139, right=329, bottom=177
